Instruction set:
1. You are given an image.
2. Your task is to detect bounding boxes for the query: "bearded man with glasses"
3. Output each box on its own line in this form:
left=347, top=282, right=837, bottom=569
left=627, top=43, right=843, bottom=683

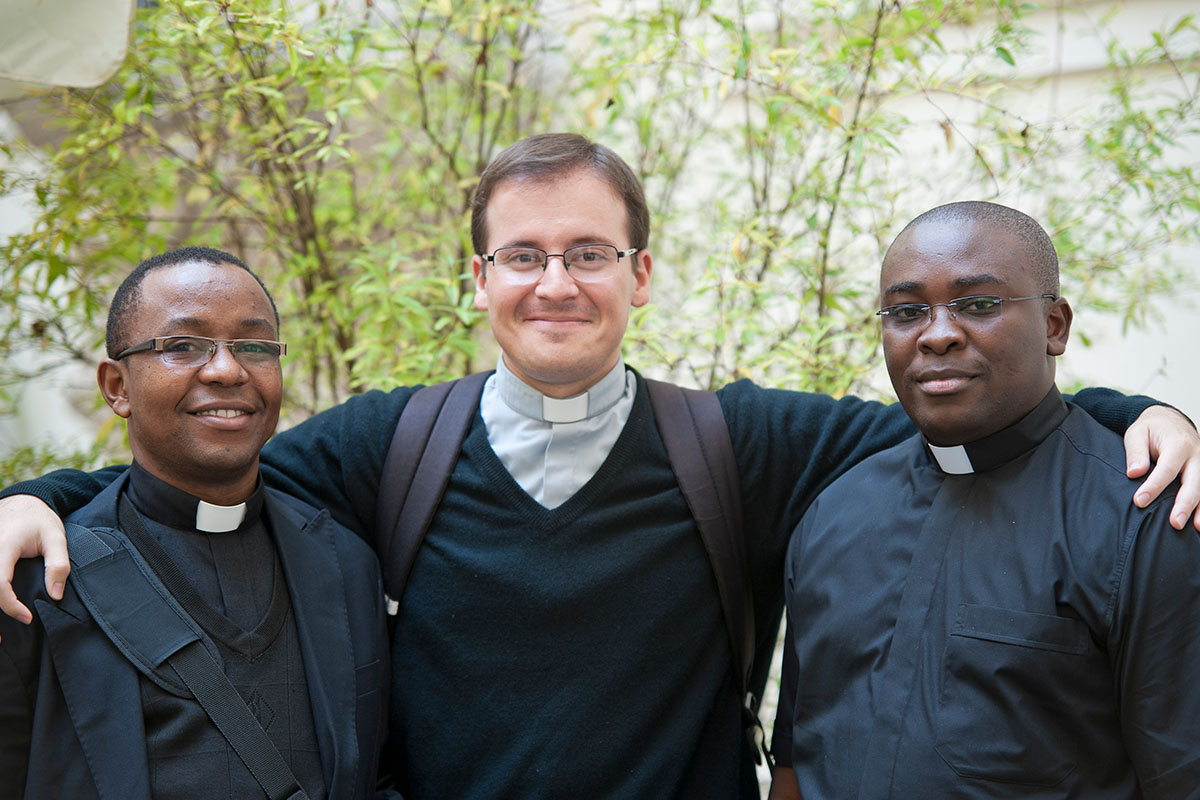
left=0, top=248, right=396, bottom=800
left=769, top=202, right=1200, bottom=800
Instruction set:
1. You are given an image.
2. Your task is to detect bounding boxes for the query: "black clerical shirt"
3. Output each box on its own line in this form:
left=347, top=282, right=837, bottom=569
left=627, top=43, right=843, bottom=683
left=124, top=463, right=327, bottom=800
left=775, top=389, right=1200, bottom=799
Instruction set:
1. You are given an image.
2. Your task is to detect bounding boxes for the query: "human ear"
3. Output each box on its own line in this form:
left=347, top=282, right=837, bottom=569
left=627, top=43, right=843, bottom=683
left=631, top=249, right=653, bottom=308
left=472, top=254, right=489, bottom=311
left=1046, top=297, right=1073, bottom=356
left=97, top=359, right=133, bottom=418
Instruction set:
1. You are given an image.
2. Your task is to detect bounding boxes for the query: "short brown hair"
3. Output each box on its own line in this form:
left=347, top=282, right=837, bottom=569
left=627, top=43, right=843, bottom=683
left=470, top=133, right=651, bottom=256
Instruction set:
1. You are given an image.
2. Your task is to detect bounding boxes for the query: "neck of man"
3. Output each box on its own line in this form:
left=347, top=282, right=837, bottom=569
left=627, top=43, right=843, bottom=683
left=500, top=353, right=621, bottom=400
left=188, top=474, right=260, bottom=507
left=132, top=456, right=261, bottom=507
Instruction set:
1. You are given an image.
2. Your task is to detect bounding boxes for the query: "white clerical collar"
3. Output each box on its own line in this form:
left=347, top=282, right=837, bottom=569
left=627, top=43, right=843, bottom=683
left=495, top=357, right=629, bottom=424
left=923, top=388, right=1069, bottom=475
left=126, top=460, right=260, bottom=533
left=927, top=444, right=974, bottom=475
left=195, top=500, right=248, bottom=532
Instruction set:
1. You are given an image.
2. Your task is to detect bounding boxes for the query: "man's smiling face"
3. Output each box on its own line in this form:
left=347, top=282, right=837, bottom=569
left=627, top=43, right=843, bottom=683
left=473, top=168, right=652, bottom=398
left=100, top=260, right=282, bottom=502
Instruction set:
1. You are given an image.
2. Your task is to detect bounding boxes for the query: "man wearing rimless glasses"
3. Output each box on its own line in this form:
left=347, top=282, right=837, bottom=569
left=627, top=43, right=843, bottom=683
left=0, top=248, right=395, bottom=799
left=769, top=202, right=1200, bottom=799
left=2, top=138, right=1200, bottom=800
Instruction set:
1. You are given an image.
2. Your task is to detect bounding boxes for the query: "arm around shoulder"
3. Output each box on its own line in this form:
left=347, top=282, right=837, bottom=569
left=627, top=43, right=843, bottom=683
left=259, top=386, right=418, bottom=538
left=1121, top=404, right=1200, bottom=531
left=1068, top=388, right=1200, bottom=530
left=0, top=495, right=70, bottom=627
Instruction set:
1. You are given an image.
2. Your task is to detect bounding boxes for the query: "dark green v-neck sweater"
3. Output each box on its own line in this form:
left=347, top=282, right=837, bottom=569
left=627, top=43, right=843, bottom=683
left=392, top=385, right=736, bottom=798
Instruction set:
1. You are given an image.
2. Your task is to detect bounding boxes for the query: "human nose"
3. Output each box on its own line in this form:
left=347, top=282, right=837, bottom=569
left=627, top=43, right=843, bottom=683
left=197, top=342, right=249, bottom=383
left=917, top=303, right=965, bottom=352
left=533, top=254, right=580, bottom=299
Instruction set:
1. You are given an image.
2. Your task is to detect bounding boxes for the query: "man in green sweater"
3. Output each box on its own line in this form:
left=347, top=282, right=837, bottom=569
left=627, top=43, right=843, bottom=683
left=1, top=134, right=1198, bottom=800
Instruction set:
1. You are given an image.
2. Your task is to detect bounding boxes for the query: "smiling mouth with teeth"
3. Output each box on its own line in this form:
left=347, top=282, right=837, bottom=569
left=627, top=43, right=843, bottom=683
left=196, top=409, right=247, bottom=418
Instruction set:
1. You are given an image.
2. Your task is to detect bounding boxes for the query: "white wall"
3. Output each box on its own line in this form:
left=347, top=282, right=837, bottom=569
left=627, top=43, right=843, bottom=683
left=0, top=108, right=99, bottom=467
left=999, top=0, right=1200, bottom=423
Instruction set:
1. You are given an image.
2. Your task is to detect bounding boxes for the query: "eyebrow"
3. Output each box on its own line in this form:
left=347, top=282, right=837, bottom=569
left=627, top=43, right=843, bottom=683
left=497, top=236, right=619, bottom=250
left=161, top=315, right=278, bottom=334
left=882, top=272, right=1008, bottom=297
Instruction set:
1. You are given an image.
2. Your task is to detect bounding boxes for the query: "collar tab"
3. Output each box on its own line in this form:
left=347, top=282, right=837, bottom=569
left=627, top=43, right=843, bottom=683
left=928, top=444, right=974, bottom=474
left=542, top=393, right=590, bottom=423
left=195, top=500, right=248, bottom=533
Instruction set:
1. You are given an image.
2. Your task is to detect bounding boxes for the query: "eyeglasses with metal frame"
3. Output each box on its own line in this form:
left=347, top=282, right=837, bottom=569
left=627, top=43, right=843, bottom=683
left=480, top=244, right=639, bottom=285
left=114, top=335, right=287, bottom=368
left=876, top=294, right=1057, bottom=329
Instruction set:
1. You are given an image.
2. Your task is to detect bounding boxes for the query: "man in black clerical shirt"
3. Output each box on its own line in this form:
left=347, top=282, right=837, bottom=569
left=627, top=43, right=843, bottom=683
left=769, top=202, right=1200, bottom=799
left=0, top=248, right=394, bottom=799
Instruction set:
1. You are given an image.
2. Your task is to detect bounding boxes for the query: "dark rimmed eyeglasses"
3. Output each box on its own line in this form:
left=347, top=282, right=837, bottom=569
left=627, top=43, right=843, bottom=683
left=115, top=335, right=287, bottom=368
left=480, top=244, right=639, bottom=285
left=876, top=294, right=1057, bottom=329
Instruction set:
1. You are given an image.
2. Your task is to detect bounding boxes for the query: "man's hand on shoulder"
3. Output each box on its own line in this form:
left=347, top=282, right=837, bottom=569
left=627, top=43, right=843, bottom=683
left=1124, top=405, right=1200, bottom=531
left=0, top=495, right=69, bottom=635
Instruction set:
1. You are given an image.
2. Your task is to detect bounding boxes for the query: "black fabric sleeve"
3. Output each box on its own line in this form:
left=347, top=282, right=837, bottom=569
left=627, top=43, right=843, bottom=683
left=718, top=381, right=918, bottom=724
left=255, top=386, right=419, bottom=540
left=1111, top=495, right=1200, bottom=797
left=1069, top=387, right=1181, bottom=434
left=719, top=382, right=915, bottom=581
left=0, top=465, right=127, bottom=517
left=0, top=383, right=1171, bottom=538
left=0, top=386, right=419, bottom=536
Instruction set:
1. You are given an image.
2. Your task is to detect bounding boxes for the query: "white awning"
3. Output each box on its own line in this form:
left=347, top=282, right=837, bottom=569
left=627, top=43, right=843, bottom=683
left=0, top=0, right=135, bottom=99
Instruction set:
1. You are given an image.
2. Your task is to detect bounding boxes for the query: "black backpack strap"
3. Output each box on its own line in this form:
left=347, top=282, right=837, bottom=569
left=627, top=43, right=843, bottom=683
left=374, top=371, right=490, bottom=600
left=645, top=379, right=753, bottom=695
left=645, top=379, right=767, bottom=762
left=60, top=501, right=309, bottom=800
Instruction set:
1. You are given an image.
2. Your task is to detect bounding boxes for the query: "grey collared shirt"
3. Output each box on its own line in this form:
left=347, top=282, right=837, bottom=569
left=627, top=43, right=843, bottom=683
left=480, top=357, right=637, bottom=509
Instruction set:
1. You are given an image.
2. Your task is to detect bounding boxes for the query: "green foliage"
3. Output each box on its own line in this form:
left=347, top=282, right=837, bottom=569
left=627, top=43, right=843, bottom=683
left=569, top=0, right=1199, bottom=391
left=0, top=442, right=105, bottom=486
left=1, top=0, right=555, bottom=418
left=1, top=0, right=1197, bottom=464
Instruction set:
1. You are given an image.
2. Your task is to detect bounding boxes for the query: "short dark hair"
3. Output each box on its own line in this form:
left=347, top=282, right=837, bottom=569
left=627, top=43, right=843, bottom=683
left=470, top=133, right=651, bottom=258
left=106, top=246, right=279, bottom=358
left=893, top=201, right=1060, bottom=295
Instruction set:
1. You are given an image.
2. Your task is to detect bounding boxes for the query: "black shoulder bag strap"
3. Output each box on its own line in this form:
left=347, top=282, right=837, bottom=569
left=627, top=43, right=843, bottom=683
left=374, top=371, right=490, bottom=599
left=167, top=643, right=308, bottom=800
left=644, top=379, right=765, bottom=760
left=61, top=502, right=309, bottom=800
left=644, top=380, right=753, bottom=692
